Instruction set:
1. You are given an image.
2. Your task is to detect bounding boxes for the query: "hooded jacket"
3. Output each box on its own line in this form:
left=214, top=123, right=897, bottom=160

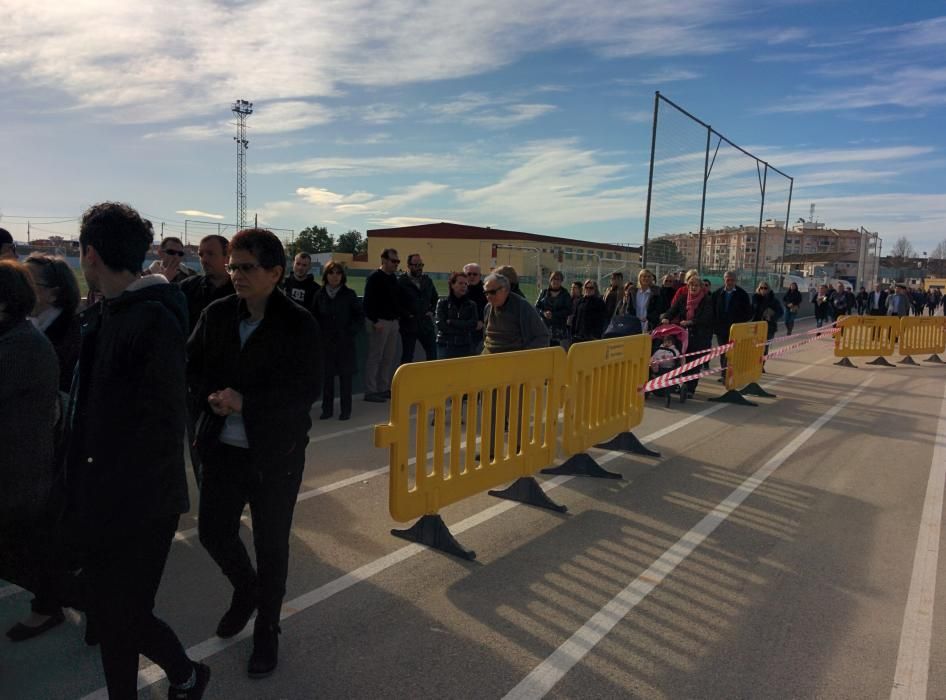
left=63, top=276, right=190, bottom=556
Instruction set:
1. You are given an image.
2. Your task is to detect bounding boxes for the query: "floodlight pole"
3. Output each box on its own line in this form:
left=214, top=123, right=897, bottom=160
left=232, top=99, right=254, bottom=231
left=641, top=91, right=661, bottom=268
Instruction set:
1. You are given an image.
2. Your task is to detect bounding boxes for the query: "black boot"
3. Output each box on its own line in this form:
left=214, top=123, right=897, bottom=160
left=248, top=622, right=280, bottom=678
left=167, top=662, right=211, bottom=700
left=216, top=587, right=257, bottom=639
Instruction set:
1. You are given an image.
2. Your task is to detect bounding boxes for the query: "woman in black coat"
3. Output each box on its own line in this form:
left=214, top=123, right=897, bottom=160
left=313, top=261, right=364, bottom=421
left=661, top=274, right=714, bottom=395
left=436, top=271, right=480, bottom=359
left=782, top=282, right=802, bottom=336
left=570, top=279, right=608, bottom=342
left=24, top=254, right=81, bottom=392
left=752, top=281, right=784, bottom=357
left=535, top=271, right=572, bottom=346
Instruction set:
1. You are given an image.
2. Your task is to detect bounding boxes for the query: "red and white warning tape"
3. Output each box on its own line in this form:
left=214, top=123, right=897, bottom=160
left=643, top=343, right=732, bottom=392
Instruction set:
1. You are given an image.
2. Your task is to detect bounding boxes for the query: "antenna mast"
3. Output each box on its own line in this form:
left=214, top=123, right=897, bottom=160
left=232, top=99, right=253, bottom=230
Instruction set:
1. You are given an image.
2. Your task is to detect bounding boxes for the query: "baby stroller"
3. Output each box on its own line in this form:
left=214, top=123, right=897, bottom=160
left=649, top=324, right=688, bottom=407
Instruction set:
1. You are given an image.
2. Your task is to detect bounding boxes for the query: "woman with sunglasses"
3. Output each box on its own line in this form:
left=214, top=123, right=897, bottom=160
left=752, top=281, right=784, bottom=359
left=313, top=261, right=363, bottom=421
left=24, top=254, right=81, bottom=392
left=569, top=279, right=608, bottom=343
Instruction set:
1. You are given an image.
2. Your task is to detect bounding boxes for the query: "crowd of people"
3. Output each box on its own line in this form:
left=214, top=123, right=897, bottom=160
left=2, top=211, right=943, bottom=698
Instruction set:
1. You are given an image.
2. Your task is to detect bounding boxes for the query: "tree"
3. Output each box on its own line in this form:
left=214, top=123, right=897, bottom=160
left=890, top=236, right=916, bottom=262
left=930, top=239, right=946, bottom=260
left=334, top=229, right=365, bottom=254
left=290, top=225, right=334, bottom=256
left=647, top=237, right=686, bottom=267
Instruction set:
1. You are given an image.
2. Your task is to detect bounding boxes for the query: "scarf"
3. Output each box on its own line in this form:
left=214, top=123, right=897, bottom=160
left=685, top=287, right=707, bottom=321
left=325, top=284, right=341, bottom=299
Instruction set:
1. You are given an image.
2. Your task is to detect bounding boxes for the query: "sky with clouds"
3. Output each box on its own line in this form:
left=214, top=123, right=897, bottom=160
left=1, top=0, right=945, bottom=252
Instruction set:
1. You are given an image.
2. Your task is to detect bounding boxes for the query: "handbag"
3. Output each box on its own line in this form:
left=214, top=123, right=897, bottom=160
left=603, top=314, right=642, bottom=338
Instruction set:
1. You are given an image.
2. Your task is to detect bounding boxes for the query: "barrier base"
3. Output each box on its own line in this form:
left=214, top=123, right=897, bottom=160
left=899, top=355, right=918, bottom=365
left=489, top=477, right=568, bottom=513
left=867, top=356, right=896, bottom=367
left=835, top=357, right=857, bottom=368
left=391, top=514, right=476, bottom=561
left=741, top=382, right=776, bottom=398
left=925, top=354, right=944, bottom=364
left=541, top=453, right=623, bottom=479
left=593, top=432, right=661, bottom=458
left=708, top=390, right=758, bottom=407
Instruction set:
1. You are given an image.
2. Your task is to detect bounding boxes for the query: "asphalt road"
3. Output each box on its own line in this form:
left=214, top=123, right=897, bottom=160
left=3, top=317, right=946, bottom=700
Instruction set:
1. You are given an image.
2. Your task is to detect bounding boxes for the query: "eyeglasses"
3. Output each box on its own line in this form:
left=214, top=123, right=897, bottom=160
left=758, top=286, right=769, bottom=291
left=409, top=262, right=424, bottom=268
left=227, top=262, right=263, bottom=274
left=163, top=249, right=185, bottom=257
left=384, top=257, right=400, bottom=264
left=467, top=272, right=481, bottom=277
left=484, top=288, right=502, bottom=296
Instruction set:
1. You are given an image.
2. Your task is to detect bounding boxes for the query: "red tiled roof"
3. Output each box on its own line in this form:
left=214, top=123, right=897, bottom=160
left=366, top=222, right=640, bottom=255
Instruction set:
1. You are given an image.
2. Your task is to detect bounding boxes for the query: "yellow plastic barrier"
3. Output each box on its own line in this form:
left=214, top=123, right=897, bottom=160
left=544, top=335, right=653, bottom=478
left=723, top=321, right=768, bottom=391
left=899, top=316, right=946, bottom=361
left=833, top=315, right=899, bottom=366
left=374, top=346, right=567, bottom=558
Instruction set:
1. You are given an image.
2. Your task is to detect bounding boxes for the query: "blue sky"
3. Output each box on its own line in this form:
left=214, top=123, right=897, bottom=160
left=1, top=0, right=945, bottom=252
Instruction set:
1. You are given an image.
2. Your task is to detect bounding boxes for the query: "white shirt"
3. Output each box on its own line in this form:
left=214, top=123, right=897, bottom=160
left=29, top=306, right=62, bottom=332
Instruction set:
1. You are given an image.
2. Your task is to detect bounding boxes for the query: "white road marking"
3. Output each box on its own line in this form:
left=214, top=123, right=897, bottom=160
left=890, top=380, right=946, bottom=699
left=76, top=355, right=833, bottom=698
left=502, top=374, right=874, bottom=700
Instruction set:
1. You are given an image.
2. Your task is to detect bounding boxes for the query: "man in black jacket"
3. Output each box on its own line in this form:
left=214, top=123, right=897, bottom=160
left=710, top=271, right=752, bottom=371
left=282, top=252, right=320, bottom=311
left=67, top=202, right=209, bottom=699
left=399, top=253, right=438, bottom=363
left=180, top=234, right=235, bottom=486
left=363, top=248, right=401, bottom=401
left=463, top=262, right=487, bottom=352
left=188, top=228, right=321, bottom=679
left=867, top=282, right=888, bottom=315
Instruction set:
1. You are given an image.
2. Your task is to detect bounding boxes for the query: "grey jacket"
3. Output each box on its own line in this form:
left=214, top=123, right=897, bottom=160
left=0, top=319, right=60, bottom=526
left=483, top=293, right=550, bottom=353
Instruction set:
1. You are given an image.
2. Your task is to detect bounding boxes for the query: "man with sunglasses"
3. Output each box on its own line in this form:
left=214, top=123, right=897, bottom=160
left=144, top=236, right=195, bottom=284
left=482, top=272, right=549, bottom=354
left=398, top=253, right=438, bottom=364
left=187, top=228, right=321, bottom=679
left=363, top=248, right=403, bottom=402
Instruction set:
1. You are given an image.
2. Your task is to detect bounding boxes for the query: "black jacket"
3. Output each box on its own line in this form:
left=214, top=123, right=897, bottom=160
left=867, top=289, right=888, bottom=314
left=283, top=274, right=321, bottom=312
left=363, top=269, right=401, bottom=323
left=710, top=285, right=753, bottom=334
left=398, top=273, right=439, bottom=334
left=832, top=289, right=856, bottom=315
left=751, top=292, right=784, bottom=336
left=187, top=289, right=322, bottom=474
left=783, top=289, right=803, bottom=310
left=535, top=287, right=571, bottom=332
left=64, top=279, right=190, bottom=556
left=312, top=285, right=363, bottom=376
left=436, top=294, right=479, bottom=347
left=44, top=310, right=81, bottom=393
left=180, top=273, right=236, bottom=335
left=570, top=295, right=608, bottom=341
left=625, top=288, right=667, bottom=330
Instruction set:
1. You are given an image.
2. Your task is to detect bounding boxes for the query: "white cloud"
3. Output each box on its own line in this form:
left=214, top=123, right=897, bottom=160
left=637, top=68, right=701, bottom=85
left=617, top=110, right=654, bottom=123
left=145, top=100, right=332, bottom=140
left=765, top=27, right=809, bottom=45
left=176, top=209, right=225, bottom=219
left=252, top=154, right=461, bottom=177
left=371, top=216, right=467, bottom=228
left=0, top=0, right=742, bottom=125
left=295, top=181, right=448, bottom=216
left=465, top=103, right=557, bottom=128
left=425, top=92, right=557, bottom=129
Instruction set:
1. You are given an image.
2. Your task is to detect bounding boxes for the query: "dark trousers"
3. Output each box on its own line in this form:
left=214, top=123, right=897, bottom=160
left=437, top=343, right=473, bottom=360
left=400, top=326, right=437, bottom=363
left=199, top=443, right=303, bottom=626
left=322, top=372, right=353, bottom=417
left=687, top=333, right=711, bottom=393
left=714, top=327, right=731, bottom=368
left=85, top=515, right=192, bottom=699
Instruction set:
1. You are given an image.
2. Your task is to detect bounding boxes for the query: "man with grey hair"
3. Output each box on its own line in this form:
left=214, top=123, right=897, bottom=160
left=463, top=262, right=486, bottom=352
left=482, top=272, right=549, bottom=353
left=710, top=270, right=752, bottom=373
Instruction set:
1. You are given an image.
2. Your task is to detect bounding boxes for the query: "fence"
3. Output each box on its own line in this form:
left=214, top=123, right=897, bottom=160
left=641, top=91, right=794, bottom=290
